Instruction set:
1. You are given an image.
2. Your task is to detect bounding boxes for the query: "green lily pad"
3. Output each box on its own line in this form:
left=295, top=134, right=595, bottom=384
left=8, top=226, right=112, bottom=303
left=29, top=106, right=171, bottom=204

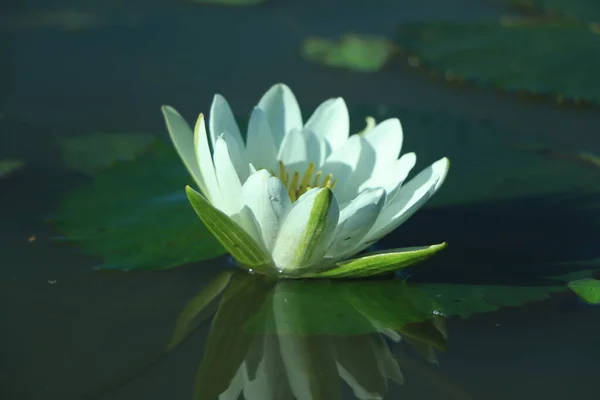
left=420, top=283, right=564, bottom=318
left=302, top=34, right=398, bottom=72
left=0, top=159, right=24, bottom=178
left=58, top=133, right=155, bottom=174
left=53, top=140, right=226, bottom=270
left=510, top=0, right=600, bottom=24
left=567, top=278, right=600, bottom=304
left=395, top=19, right=600, bottom=105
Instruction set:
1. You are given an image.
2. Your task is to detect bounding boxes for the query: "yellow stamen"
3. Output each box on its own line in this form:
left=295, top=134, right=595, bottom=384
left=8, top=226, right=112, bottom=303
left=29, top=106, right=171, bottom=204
left=269, top=161, right=336, bottom=202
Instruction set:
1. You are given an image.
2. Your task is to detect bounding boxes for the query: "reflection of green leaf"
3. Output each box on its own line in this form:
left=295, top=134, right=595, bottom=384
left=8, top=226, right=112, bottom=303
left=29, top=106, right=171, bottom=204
left=567, top=278, right=600, bottom=304
left=59, top=133, right=155, bottom=174
left=395, top=20, right=600, bottom=105
left=420, top=283, right=564, bottom=318
left=302, top=34, right=397, bottom=72
left=54, top=141, right=226, bottom=270
left=193, top=273, right=275, bottom=400
left=0, top=159, right=23, bottom=178
left=510, top=0, right=600, bottom=24
left=546, top=267, right=600, bottom=282
left=168, top=270, right=233, bottom=350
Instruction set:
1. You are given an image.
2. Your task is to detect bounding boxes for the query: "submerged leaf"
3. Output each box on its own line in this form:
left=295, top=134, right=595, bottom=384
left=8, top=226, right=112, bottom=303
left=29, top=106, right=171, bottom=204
left=302, top=34, right=397, bottom=72
left=59, top=133, right=155, bottom=174
left=395, top=20, right=600, bottom=105
left=0, top=159, right=24, bottom=178
left=187, top=0, right=266, bottom=5
left=567, top=278, right=600, bottom=304
left=54, top=140, right=226, bottom=270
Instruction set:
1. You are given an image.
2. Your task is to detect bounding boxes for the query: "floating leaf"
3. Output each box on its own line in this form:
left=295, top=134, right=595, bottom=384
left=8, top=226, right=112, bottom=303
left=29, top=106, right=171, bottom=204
left=53, top=140, right=226, bottom=270
left=302, top=34, right=397, bottom=72
left=395, top=20, right=600, bottom=105
left=546, top=267, right=600, bottom=282
left=59, top=133, right=155, bottom=174
left=0, top=159, right=24, bottom=178
left=420, top=283, right=564, bottom=318
left=567, top=278, right=600, bottom=304
left=510, top=0, right=600, bottom=24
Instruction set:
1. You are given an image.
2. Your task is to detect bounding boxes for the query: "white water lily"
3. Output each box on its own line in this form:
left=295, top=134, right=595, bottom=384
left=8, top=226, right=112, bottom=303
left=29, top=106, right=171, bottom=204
left=161, top=83, right=449, bottom=278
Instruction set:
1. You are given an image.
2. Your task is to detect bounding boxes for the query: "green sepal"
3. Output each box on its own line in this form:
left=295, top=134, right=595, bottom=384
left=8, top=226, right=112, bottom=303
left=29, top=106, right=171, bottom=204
left=185, top=186, right=273, bottom=272
left=304, top=243, right=447, bottom=279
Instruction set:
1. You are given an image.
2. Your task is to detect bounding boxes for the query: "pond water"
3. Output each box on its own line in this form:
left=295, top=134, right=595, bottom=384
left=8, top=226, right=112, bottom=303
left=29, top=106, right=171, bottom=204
left=1, top=0, right=600, bottom=399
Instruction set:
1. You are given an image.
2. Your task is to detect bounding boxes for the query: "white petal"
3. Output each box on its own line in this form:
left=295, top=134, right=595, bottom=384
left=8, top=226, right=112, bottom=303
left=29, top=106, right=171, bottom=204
left=277, top=128, right=307, bottom=174
left=213, top=134, right=243, bottom=216
left=246, top=107, right=278, bottom=172
left=209, top=94, right=245, bottom=151
left=358, top=152, right=417, bottom=201
left=161, top=106, right=205, bottom=191
left=194, top=114, right=221, bottom=205
left=210, top=95, right=249, bottom=181
left=363, top=118, right=403, bottom=175
left=305, top=130, right=328, bottom=168
left=257, top=83, right=303, bottom=150
left=326, top=188, right=386, bottom=259
left=361, top=158, right=450, bottom=246
left=304, top=97, right=350, bottom=154
left=241, top=170, right=292, bottom=252
left=322, top=135, right=364, bottom=203
left=271, top=188, right=339, bottom=272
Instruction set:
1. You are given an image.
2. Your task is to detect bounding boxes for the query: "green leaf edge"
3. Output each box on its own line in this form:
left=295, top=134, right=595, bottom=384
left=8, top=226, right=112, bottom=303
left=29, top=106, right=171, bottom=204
left=302, top=243, right=448, bottom=279
left=185, top=186, right=272, bottom=271
left=567, top=278, right=600, bottom=304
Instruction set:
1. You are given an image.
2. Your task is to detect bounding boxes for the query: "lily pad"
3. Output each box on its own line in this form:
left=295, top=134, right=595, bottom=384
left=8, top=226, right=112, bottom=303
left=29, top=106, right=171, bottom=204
left=420, top=283, right=563, bottom=318
left=510, top=0, right=600, bottom=24
left=58, top=133, right=155, bottom=174
left=302, top=34, right=398, bottom=72
left=567, top=278, right=600, bottom=304
left=0, top=159, right=24, bottom=178
left=53, top=140, right=226, bottom=270
left=395, top=19, right=600, bottom=105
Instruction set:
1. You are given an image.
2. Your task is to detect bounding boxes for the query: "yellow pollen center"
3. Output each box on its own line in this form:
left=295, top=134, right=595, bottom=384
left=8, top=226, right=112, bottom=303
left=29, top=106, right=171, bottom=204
left=270, top=161, right=337, bottom=202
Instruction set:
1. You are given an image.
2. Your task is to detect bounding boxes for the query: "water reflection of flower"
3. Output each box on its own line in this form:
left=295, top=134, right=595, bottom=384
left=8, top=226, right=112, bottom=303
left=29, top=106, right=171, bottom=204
left=171, top=271, right=449, bottom=400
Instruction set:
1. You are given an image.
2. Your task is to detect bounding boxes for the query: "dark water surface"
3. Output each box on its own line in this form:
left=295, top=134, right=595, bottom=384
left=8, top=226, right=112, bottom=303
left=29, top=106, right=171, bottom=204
left=2, top=0, right=600, bottom=399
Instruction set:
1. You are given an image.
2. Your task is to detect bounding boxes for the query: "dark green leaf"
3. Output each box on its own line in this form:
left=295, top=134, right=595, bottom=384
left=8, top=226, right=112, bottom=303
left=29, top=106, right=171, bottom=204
left=53, top=140, right=226, bottom=270
left=395, top=20, right=600, bottom=105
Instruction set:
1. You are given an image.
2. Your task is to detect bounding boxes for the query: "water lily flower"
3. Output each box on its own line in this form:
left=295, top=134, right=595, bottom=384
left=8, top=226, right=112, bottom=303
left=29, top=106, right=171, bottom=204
left=161, top=83, right=449, bottom=278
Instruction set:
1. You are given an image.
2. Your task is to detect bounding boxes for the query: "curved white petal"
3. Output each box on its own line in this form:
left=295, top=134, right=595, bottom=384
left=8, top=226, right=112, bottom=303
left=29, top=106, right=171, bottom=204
left=361, top=157, right=450, bottom=247
left=363, top=118, right=403, bottom=175
left=358, top=152, right=417, bottom=202
left=322, top=135, right=365, bottom=204
left=326, top=188, right=386, bottom=259
left=305, top=130, right=328, bottom=169
left=246, top=107, right=278, bottom=172
left=277, top=128, right=308, bottom=174
left=194, top=114, right=221, bottom=205
left=218, top=362, right=247, bottom=400
left=241, top=170, right=292, bottom=252
left=271, top=188, right=339, bottom=272
left=257, top=83, right=303, bottom=150
left=161, top=106, right=205, bottom=191
left=209, top=94, right=245, bottom=151
left=213, top=133, right=243, bottom=216
left=304, top=97, right=350, bottom=154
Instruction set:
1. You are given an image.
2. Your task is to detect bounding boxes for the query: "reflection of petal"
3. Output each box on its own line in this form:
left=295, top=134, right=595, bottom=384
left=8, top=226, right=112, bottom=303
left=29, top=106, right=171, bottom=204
left=273, top=284, right=342, bottom=400
left=218, top=362, right=247, bottom=400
